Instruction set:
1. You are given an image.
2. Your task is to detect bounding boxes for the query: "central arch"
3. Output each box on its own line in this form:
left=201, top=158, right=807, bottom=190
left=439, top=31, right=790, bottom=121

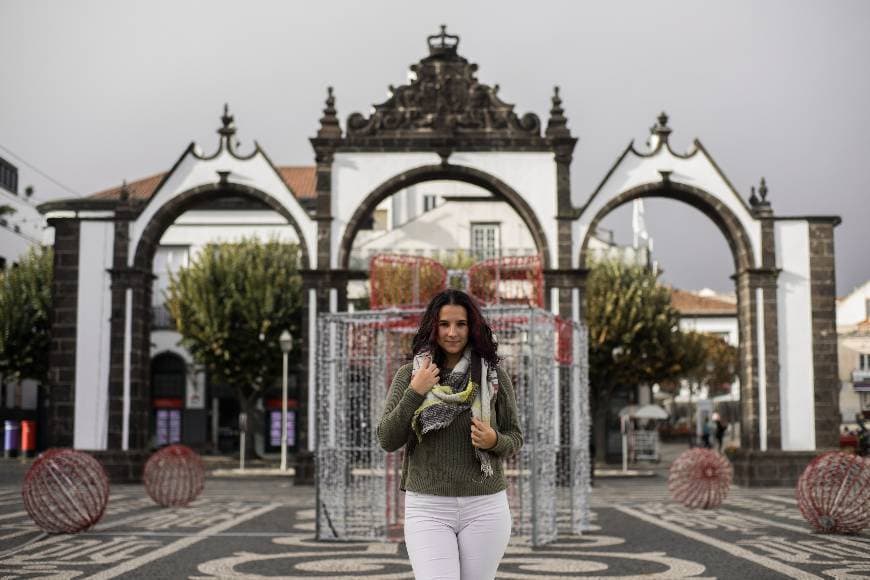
left=337, top=163, right=553, bottom=271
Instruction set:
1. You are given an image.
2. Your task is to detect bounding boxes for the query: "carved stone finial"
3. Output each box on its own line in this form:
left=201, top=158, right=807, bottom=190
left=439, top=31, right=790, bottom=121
left=749, top=185, right=759, bottom=207
left=758, top=177, right=768, bottom=203
left=119, top=180, right=130, bottom=201
left=650, top=110, right=672, bottom=145
left=428, top=24, right=459, bottom=56
left=219, top=103, right=236, bottom=139
left=317, top=86, right=342, bottom=139
left=546, top=86, right=570, bottom=139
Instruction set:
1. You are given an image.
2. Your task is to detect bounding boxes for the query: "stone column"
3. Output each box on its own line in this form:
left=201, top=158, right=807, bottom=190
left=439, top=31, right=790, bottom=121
left=45, top=218, right=81, bottom=448
left=808, top=219, right=840, bottom=448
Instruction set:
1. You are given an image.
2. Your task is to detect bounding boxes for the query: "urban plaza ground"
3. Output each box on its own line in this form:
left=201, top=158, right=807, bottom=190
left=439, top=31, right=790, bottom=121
left=1, top=443, right=868, bottom=579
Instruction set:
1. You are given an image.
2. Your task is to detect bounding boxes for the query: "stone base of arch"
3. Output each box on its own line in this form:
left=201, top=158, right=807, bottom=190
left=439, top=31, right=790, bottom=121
left=729, top=449, right=819, bottom=487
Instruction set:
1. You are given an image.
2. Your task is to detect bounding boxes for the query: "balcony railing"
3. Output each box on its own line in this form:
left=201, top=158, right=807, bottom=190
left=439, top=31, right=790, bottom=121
left=852, top=368, right=870, bottom=383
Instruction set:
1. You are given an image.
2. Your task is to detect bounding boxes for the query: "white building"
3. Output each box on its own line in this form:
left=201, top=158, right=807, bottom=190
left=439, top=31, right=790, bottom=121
left=0, top=156, right=47, bottom=269
left=837, top=281, right=870, bottom=426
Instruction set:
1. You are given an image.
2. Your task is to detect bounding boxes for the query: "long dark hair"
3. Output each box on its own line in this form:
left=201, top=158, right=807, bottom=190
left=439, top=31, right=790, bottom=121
left=411, top=289, right=499, bottom=367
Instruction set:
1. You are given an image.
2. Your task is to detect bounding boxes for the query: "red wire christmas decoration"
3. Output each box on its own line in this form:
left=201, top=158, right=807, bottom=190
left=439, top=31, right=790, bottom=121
left=143, top=444, right=205, bottom=507
left=796, top=451, right=870, bottom=534
left=369, top=254, right=447, bottom=310
left=467, top=255, right=544, bottom=308
left=668, top=448, right=732, bottom=509
left=22, top=449, right=110, bottom=533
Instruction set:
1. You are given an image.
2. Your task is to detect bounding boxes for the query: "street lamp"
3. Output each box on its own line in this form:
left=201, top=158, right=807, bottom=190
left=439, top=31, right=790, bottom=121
left=279, top=330, right=293, bottom=472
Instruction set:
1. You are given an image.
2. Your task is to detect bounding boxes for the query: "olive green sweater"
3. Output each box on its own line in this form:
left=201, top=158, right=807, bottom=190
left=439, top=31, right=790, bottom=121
left=377, top=363, right=523, bottom=496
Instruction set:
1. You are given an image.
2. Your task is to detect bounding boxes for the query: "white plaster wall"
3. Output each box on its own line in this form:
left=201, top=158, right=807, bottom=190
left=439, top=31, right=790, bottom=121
left=775, top=220, right=815, bottom=450
left=129, top=149, right=316, bottom=268
left=74, top=220, right=114, bottom=450
left=678, top=316, right=739, bottom=346
left=332, top=152, right=558, bottom=268
left=837, top=281, right=870, bottom=327
left=574, top=145, right=761, bottom=269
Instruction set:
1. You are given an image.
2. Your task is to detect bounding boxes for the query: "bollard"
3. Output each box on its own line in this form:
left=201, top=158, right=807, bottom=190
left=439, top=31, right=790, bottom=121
left=3, top=421, right=20, bottom=458
left=20, top=420, right=36, bottom=458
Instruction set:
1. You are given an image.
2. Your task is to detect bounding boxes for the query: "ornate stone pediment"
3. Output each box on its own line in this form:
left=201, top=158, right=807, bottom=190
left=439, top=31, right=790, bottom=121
left=346, top=26, right=541, bottom=140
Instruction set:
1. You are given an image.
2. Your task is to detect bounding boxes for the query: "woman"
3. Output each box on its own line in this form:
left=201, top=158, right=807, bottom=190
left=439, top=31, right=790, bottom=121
left=377, top=289, right=523, bottom=580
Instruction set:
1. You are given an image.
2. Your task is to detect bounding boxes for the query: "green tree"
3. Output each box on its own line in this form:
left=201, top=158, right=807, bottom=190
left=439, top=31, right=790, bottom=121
left=164, top=238, right=303, bottom=455
left=585, top=260, right=700, bottom=461
left=0, top=205, right=15, bottom=218
left=0, top=246, right=53, bottom=385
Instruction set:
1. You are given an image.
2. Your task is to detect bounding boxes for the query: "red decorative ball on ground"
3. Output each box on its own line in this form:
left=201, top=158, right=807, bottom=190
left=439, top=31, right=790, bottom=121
left=796, top=451, right=870, bottom=534
left=668, top=448, right=733, bottom=509
left=22, top=448, right=110, bottom=534
left=143, top=444, right=205, bottom=507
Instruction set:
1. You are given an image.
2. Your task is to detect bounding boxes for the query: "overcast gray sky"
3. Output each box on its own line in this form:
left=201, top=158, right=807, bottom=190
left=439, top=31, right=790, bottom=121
left=1, top=0, right=867, bottom=295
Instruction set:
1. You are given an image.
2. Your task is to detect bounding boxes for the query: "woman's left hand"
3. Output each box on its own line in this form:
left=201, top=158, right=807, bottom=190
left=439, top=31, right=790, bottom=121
left=471, top=418, right=497, bottom=450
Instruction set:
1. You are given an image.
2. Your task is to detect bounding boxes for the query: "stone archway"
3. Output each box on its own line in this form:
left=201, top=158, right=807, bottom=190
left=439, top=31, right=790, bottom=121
left=576, top=179, right=776, bottom=452
left=132, top=182, right=312, bottom=272
left=109, top=182, right=313, bottom=453
left=337, top=163, right=553, bottom=271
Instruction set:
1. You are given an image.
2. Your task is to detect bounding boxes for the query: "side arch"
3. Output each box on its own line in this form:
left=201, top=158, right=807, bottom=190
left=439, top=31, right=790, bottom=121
left=578, top=181, right=756, bottom=272
left=337, top=163, right=552, bottom=270
left=132, top=182, right=312, bottom=271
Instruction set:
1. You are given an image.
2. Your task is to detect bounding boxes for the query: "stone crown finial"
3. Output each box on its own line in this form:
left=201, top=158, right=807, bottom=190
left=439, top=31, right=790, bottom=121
left=428, top=24, right=459, bottom=56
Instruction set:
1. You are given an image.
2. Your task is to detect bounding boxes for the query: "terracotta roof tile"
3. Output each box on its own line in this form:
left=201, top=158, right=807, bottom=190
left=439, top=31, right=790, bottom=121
left=90, top=172, right=167, bottom=200
left=670, top=288, right=737, bottom=316
left=87, top=166, right=317, bottom=201
left=277, top=166, right=316, bottom=199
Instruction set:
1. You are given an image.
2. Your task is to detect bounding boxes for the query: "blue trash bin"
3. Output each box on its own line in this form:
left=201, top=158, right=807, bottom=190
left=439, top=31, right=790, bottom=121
left=3, top=420, right=20, bottom=458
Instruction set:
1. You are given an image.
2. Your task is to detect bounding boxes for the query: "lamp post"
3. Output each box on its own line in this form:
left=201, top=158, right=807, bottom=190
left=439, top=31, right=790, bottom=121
left=279, top=330, right=293, bottom=472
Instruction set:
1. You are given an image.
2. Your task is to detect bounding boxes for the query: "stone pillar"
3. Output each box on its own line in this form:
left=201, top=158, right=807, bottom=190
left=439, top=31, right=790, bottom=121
left=734, top=268, right=761, bottom=450
left=808, top=220, right=840, bottom=448
left=45, top=218, right=81, bottom=448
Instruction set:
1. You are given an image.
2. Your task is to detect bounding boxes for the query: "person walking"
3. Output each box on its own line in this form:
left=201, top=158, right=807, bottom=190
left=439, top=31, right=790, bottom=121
left=377, top=289, right=524, bottom=580
left=713, top=413, right=727, bottom=452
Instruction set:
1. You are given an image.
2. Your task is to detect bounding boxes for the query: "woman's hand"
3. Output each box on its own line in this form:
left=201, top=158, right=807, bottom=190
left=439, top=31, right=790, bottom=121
left=410, top=357, right=440, bottom=396
left=471, top=417, right=497, bottom=450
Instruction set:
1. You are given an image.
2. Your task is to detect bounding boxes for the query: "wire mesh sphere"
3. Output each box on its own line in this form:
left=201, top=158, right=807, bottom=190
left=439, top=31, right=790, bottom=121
left=143, top=444, right=205, bottom=507
left=796, top=451, right=870, bottom=534
left=668, top=448, right=733, bottom=509
left=21, top=448, right=110, bottom=534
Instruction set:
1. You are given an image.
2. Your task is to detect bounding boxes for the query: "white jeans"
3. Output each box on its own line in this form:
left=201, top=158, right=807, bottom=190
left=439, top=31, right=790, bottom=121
left=404, top=490, right=512, bottom=580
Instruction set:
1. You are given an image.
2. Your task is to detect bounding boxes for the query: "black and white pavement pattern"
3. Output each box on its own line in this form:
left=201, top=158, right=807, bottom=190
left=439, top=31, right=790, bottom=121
left=1, top=461, right=869, bottom=579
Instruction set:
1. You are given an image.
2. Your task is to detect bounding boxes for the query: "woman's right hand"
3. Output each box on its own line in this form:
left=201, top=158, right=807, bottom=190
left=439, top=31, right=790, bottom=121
left=410, top=357, right=440, bottom=396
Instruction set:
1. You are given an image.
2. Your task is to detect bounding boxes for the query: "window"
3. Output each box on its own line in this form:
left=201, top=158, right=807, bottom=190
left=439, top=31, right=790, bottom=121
left=861, top=353, right=869, bottom=371
left=470, top=223, right=500, bottom=261
left=0, top=156, right=18, bottom=194
left=423, top=194, right=437, bottom=212
left=373, top=209, right=388, bottom=231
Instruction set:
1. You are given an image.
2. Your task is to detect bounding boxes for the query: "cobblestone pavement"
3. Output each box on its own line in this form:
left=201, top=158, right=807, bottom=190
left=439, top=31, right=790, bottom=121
left=1, top=457, right=869, bottom=579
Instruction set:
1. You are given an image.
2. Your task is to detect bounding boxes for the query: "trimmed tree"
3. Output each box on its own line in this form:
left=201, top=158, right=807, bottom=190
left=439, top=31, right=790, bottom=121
left=585, top=260, right=702, bottom=461
left=164, top=238, right=303, bottom=458
left=0, top=246, right=53, bottom=385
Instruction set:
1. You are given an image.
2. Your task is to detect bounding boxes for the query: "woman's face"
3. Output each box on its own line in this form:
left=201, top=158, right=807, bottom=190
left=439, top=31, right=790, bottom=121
left=437, top=304, right=469, bottom=359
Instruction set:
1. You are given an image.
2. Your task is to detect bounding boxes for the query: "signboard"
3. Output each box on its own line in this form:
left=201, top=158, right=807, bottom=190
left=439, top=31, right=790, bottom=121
left=269, top=410, right=296, bottom=448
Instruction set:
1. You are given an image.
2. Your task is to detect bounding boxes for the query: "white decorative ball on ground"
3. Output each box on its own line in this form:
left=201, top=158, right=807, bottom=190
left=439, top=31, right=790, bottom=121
left=668, top=448, right=732, bottom=509
left=796, top=451, right=870, bottom=534
left=143, top=444, right=205, bottom=507
left=22, top=448, right=110, bottom=533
